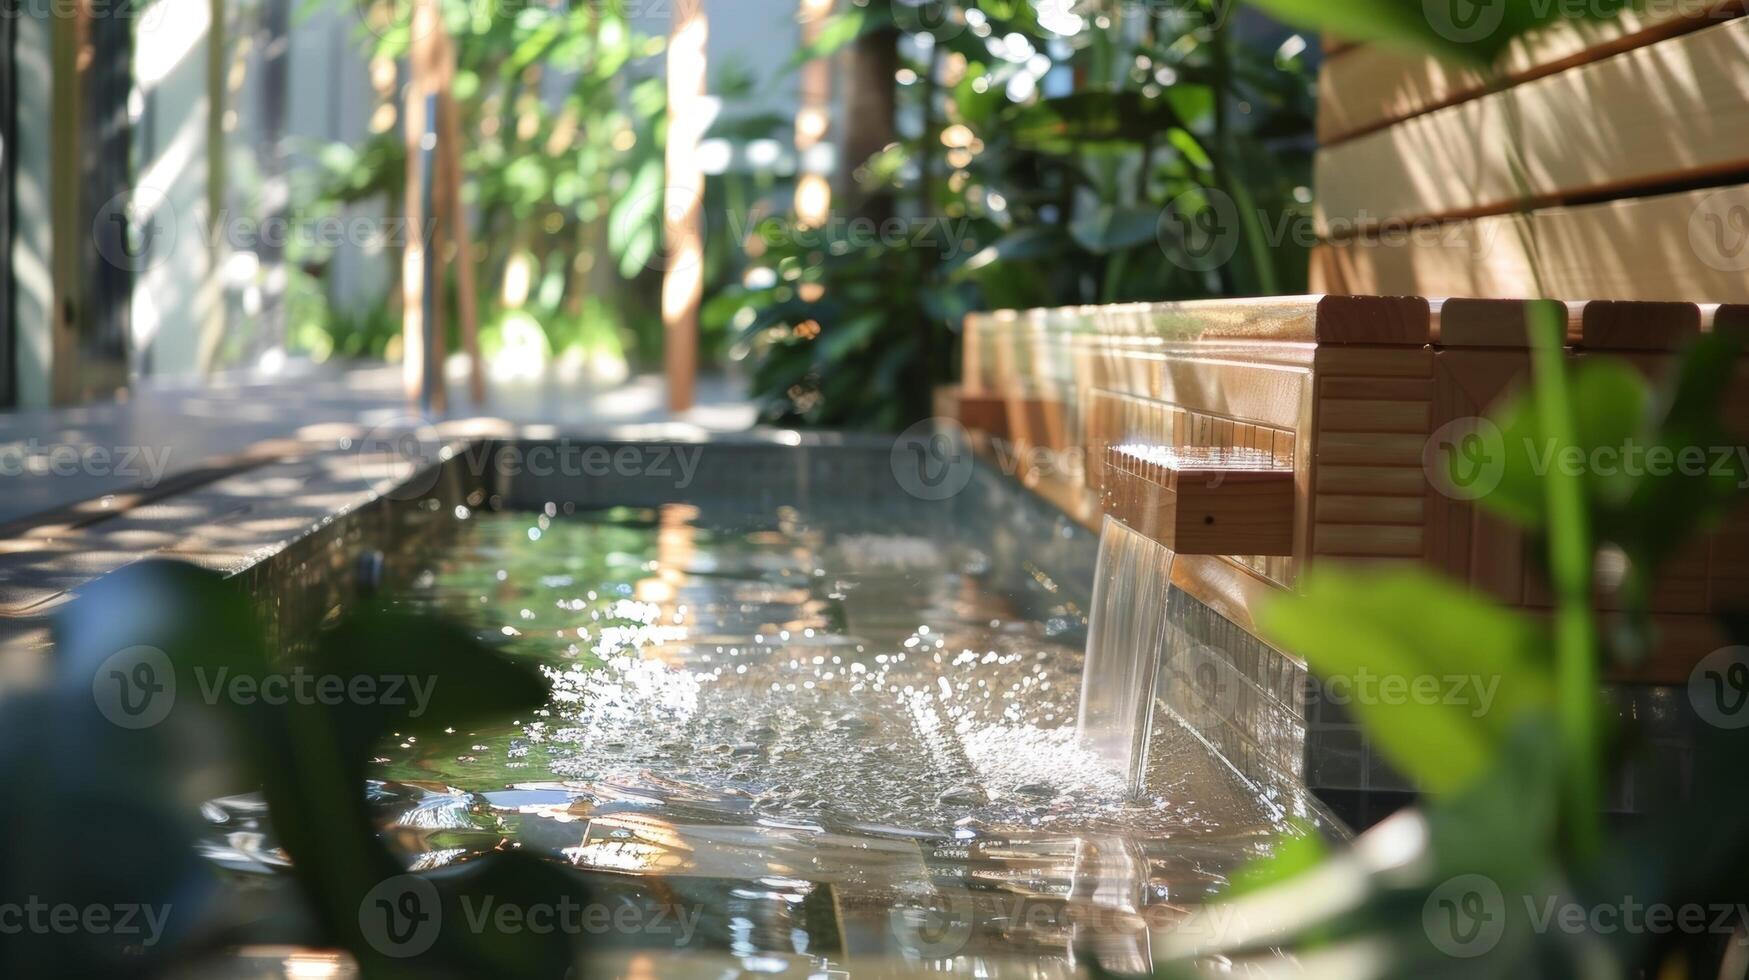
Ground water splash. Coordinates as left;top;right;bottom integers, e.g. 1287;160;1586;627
1077;516;1178;794
207;505;1285;970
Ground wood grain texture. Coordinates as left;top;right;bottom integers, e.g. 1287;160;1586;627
1312;185;1749;303
1317;1;1745;144
1314;294;1431;345
1315;18;1749;233
1434;299;1582;347
1102;446;1296;556
1580;300;1704;350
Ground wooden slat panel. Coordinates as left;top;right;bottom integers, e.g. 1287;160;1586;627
1316;18;1749;232
1315;465;1428;495
1312;184;1749;303
1315;432;1428;466
1317;1;1744;144
1313;523;1424;557
1316;493;1425;525
1317;399;1432;433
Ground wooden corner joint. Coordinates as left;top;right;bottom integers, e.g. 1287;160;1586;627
1102;445;1295;556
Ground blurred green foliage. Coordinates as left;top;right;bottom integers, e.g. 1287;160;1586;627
723;0;1317;428
291;0;755;373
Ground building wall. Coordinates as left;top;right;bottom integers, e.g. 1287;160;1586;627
11;12;55;408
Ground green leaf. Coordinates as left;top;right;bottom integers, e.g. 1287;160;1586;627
949;226;1069;277
1069;204;1161;254
1257;567;1553;796
789;4;894;66
1240;0;1634;66
1001;90;1185;153
1616;332;1749;568
1225;821;1330;898
816;311;885;363
1480;355;1651;528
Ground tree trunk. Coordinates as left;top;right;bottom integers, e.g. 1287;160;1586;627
839;25;898;224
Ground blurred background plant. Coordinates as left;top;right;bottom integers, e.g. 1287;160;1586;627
284;0;801;386
722;0;1317;428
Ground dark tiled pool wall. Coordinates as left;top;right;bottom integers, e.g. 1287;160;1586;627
241;456;477;655
1156;591;1309;808
1305;679;1700;829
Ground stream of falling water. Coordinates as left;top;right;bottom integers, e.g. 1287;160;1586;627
202;504;1284;973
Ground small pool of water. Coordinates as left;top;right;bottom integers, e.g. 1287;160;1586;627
214;504;1287;971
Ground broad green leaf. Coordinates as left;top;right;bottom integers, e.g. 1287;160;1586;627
1225;821;1331;898
816;311;885;362
1480;356;1651;528
1001;91;1187;153
1257;568;1552;796
789;4;894;66
1069;204;1161;254
1241;0;1634;66
1616;332;1749;568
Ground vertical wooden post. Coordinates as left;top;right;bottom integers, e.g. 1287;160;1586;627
794;0;833;229
401;0;439;411
402;0;476;413
435;28;484;406
662;0;708;414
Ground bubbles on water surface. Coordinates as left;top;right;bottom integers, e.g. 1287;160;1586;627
340;506;1287;968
